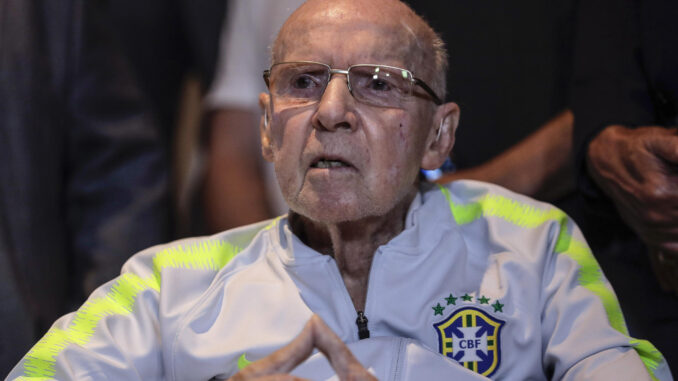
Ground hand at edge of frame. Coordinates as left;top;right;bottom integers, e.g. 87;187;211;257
587;125;678;295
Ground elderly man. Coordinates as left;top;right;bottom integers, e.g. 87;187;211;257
7;0;672;380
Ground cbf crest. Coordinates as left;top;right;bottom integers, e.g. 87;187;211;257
432;293;505;377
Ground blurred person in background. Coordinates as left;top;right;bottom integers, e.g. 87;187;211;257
0;0;171;373
572;0;678;369
102;0;224;134
203;0;298;232
101;0;226;236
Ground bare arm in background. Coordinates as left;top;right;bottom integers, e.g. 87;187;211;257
436;110;574;201
204;109;273;232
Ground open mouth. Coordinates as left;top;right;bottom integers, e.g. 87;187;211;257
310;158;352;169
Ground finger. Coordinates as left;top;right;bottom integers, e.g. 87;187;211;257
613;200;678;244
646;134;678;165
233;319;317;380
308;315;377;381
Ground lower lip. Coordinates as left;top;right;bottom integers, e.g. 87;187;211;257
307;165;356;174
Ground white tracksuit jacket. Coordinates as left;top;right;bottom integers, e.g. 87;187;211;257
7;181;672;381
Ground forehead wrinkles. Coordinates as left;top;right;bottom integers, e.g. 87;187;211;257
277;21;422;67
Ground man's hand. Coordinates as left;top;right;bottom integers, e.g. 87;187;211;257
226;315;376;381
587;125;678;295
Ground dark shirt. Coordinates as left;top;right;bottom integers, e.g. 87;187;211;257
0;0;171;373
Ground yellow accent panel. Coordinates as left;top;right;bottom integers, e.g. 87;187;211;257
630;338;663;381
20;239;243;379
438;185;567;228
263;216;283;231
151;241;240;288
22;273;151;377
237;353;253;370
555;235;629;336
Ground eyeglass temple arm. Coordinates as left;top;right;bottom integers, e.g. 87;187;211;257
413;78;443;105
263;70;271;87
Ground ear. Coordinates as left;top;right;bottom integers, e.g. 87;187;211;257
421;102;460;170
259;92;274;162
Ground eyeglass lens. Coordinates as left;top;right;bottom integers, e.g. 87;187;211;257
268;62;415;108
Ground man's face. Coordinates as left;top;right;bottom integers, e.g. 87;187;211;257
262;3;439;223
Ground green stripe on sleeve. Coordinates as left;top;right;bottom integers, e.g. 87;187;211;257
630;339;664;381
554;233;628;335
18;239;243;379
556;230;664;379
151;240;240;288
438;185;567;228
237;353;253;370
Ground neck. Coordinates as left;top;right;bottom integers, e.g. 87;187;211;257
289;188;417;311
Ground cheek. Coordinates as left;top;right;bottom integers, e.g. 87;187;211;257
273;133;303;187
392;120;424;157
393;123;427;180
398;123;407;145
269;110;315;166
269;111;313;194
372;131;420;188
270;106;315;149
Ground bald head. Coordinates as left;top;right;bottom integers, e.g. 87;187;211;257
272;0;448;99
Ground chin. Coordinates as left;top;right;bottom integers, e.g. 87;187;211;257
293;203;366;224
289;194;381;224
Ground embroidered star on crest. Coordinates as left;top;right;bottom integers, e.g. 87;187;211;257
433;303;445;315
478;295;490;304
462;293;473;302
445;293;457;305
492;300;504;313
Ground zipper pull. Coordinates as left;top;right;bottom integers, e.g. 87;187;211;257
356;311;370;340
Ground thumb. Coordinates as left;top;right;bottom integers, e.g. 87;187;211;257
648;134;678;164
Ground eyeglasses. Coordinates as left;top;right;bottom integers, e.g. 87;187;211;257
263;61;442;108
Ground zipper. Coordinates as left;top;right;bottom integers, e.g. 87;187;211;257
356;311;370;339
360;248;381;340
327;249;381;340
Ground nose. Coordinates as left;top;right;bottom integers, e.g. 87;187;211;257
311;75;357;132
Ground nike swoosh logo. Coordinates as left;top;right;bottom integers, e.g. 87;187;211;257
238;353;253;370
